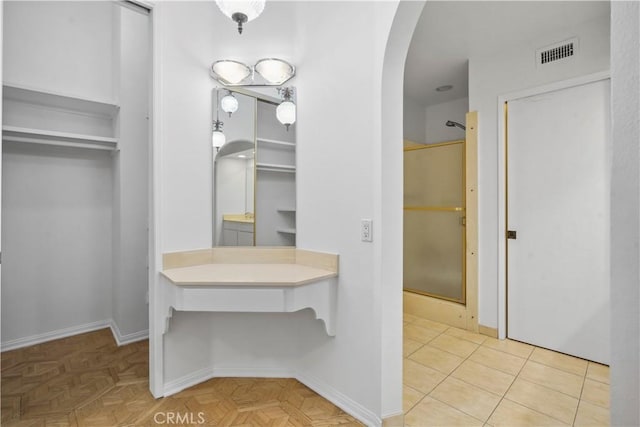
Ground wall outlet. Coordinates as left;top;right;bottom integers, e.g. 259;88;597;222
361;219;373;242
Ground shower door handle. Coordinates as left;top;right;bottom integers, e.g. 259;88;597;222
507;230;517;239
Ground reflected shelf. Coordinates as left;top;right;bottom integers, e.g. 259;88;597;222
257;137;295;148
276;228;296;235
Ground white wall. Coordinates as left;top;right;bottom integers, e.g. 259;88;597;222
3;1;114;101
156;0;302;398
112;4;150;339
293;2;395;417
403;96;426;143
1;1;116;345
468;16;610;328
1;144;113;343
425;97;468;144
154;1;405;423
1;1;150;346
381;2;426;417
610;2;640;425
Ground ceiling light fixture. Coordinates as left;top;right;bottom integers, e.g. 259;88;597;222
436;85;453;92
215;0;266;34
276;87;296;131
211;58;295;87
220;91;239;117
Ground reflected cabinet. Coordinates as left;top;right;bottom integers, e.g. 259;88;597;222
213;88;296;247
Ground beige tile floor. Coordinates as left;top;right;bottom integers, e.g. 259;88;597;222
403;313;610;427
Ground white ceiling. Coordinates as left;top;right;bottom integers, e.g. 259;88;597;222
404;1;610;107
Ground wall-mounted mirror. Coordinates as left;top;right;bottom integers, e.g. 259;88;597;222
213;87;296;247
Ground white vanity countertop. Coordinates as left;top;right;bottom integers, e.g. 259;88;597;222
160;247;339;287
223;214;254;224
161;263;337;286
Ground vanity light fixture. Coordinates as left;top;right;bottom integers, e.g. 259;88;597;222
212;91;226;150
215;0;266;34
212;120;226;149
212;60;252;85
220;91;239;117
254;58;295;86
211;58;295;87
276;87;296;131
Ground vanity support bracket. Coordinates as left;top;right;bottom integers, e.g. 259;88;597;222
160;278;337;336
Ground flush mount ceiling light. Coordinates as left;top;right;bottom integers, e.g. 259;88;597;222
211;58;295;87
220;91;239;117
436;85;453;92
215;0;266;34
276;87;296;131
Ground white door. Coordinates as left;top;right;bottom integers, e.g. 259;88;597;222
507;79;610;364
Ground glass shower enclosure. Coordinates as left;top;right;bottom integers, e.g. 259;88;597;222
403;140;466;303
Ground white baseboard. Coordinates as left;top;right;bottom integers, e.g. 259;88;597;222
162;367;380;426
163;366;217;397
1;319;149;352
212;367;295;379
0;319;112;352
163;366;295;397
293;372;382;427
382;411;404;427
109;320;149;346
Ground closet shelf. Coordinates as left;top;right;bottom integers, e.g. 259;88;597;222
256;163;296;173
3;83;119;118
277;208;296;213
257;138;295;148
2;126;118;151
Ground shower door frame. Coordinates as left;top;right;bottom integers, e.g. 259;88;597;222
404;139;467;304
403;111;479;332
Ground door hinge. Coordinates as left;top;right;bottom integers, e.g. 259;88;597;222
507;230;517;240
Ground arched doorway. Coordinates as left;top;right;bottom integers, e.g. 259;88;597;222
379;1;426;421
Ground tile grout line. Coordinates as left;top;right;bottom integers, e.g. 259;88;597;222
426;393;488;425
572;361;589;426
482;340;534;424
491;347;580;426
404;325;453;418
402;384;426;414
422;330;488;423
404;316;609;426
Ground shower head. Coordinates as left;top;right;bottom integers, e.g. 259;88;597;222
446;120;466;131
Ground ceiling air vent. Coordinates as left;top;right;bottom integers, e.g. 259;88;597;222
536;38;578;66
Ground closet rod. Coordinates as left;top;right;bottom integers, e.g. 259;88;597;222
3;135;118;151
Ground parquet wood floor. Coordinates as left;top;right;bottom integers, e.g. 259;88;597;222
1;329;362;426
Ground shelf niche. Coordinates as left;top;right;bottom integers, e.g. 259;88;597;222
2;83;119;150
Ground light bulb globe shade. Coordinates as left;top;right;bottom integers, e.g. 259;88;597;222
212;130;226;149
211;60;251;85
255;58;295;85
215;0;265;22
276;100;296;128
221;94;239;115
